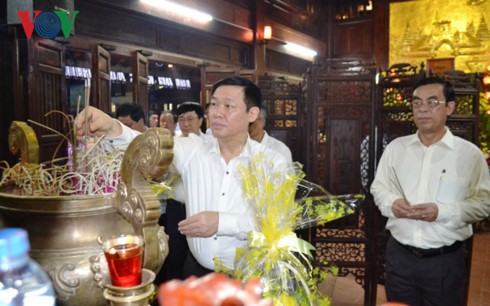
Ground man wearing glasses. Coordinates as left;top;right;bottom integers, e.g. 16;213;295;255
176;102;205;137
371;76;490;305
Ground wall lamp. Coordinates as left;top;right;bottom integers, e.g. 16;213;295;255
260;25;272;45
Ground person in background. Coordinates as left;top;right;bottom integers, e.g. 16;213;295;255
249;108;292;163
370;76;490;306
159;111;177;136
176;102;205;137
115;103;146;133
155;102;206;284
204;102;213;136
75;76;289;279
148;110;159;128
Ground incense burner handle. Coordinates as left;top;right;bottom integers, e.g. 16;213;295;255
8;121;39;164
114;128;174;273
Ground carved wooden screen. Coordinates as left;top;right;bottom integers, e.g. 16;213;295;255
302;58;378;305
28;38;66;162
372;63;422;293
373;64;480;304
91;45;111;114
258;76;302;162
132;51;149;115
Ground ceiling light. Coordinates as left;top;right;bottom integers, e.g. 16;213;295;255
140;0;213;23
284;42;317;58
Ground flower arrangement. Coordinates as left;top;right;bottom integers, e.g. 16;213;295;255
215;153;364;306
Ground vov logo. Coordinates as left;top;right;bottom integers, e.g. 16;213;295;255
17;10;79;39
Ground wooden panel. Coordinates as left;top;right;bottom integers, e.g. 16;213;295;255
0;28;16;166
81;0;253;42
259;75;302;162
265;0;323;38
328;119;361;194
333;21;374;58
28;38;66;162
76;2;157;46
200;66;257;108
200;67;240;106
187;41;238;64
92;45;111;113
132;52;149;115
372;0;390;69
266;50;310;77
76;1;253;68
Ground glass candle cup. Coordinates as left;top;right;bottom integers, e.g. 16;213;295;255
102;234;144;287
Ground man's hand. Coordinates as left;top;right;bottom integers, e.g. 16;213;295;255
75;106;122;141
392;198;412;219
407;203;438;222
178;211;219;238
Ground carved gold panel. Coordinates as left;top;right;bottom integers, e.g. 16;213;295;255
390;0;490;72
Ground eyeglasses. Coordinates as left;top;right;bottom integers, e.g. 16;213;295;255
411;98;446;109
178;116;198;124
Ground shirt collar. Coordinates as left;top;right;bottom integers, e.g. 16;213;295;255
207;135;255;158
261;131;270;144
410;126;455;149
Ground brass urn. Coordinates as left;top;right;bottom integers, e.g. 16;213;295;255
0;122;172;306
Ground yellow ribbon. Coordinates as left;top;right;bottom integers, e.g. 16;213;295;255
248;231;315;258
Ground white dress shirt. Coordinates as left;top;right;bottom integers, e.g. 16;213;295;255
370;128;490;249
260;131;293;163
172;134;288;269
104;121;141;150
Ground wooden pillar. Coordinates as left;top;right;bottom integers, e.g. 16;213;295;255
253;0;267;76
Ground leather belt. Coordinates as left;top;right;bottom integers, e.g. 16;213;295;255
394;238;464;259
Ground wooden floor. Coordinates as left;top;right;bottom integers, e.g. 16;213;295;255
330;222;490;306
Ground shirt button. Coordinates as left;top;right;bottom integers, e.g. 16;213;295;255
214;237;217;240
222;192;225;196
226;171;229;175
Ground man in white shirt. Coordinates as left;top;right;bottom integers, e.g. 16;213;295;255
176;102;206;137
370;76;490;305
148;110;159;128
116;103;147;133
249;108;293;163
76;76;288;276
159;111;177;136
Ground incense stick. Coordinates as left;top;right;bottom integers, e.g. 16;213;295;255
73;95;81;171
391;167;408;201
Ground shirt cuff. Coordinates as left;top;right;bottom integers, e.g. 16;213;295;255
436;202;451;221
104;120;140;150
217;212;248;240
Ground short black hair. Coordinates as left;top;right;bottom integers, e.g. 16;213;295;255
116;103;145;123
176;101;204;118
160;110;175;121
211;76;262;110
413;76;455;103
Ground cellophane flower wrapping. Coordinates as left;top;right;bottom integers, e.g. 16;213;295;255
149;164;181;198
215;152;364;306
